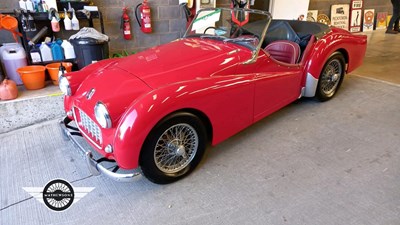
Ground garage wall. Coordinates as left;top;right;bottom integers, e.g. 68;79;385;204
309;0;392;15
92;0;187;55
0;0;394;55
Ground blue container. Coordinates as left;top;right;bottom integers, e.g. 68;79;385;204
51;41;64;61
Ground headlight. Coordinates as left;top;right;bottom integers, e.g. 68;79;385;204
94;102;112;129
59;76;71;96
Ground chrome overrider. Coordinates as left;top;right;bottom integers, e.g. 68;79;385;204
59;116;141;182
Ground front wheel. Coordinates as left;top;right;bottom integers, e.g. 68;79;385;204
315;52;345;101
140;113;207;184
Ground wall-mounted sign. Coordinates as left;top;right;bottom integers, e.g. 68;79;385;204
386;15;392;26
349;0;363;32
317;14;331;25
376;12;388;29
307;10;318;22
363;9;375;31
331;4;350;30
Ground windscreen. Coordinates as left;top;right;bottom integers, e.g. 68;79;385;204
184;8;272;50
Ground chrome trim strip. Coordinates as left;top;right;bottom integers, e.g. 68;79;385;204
303;72;319;97
60;117;141;182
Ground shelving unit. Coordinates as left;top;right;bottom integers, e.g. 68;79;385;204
14;9;104;66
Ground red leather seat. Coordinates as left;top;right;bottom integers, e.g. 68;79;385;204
264;40;301;64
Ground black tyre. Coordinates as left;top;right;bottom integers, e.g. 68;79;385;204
140;112;207;184
315;52;345;101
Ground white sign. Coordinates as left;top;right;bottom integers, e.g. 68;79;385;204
269;0;310;20
350;0;363;32
350;9;362;32
352;0;363;9
331;4;350;30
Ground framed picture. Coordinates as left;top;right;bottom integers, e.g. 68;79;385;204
363;9;375;31
376;12;388;29
386;15;392;26
331;4;350;30
307;10;318;22
349;0;363;32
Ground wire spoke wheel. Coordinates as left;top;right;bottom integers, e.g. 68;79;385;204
320;59;342;96
154;124;199;173
316;52;345;101
141;113;207;184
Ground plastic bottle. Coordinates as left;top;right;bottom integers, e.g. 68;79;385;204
42;0;48;12
51;41;64;61
19;0;27;10
64;9;72;30
71;9;79;30
58;63;66;80
51;16;60;32
32;0;39;12
26;0;34;11
20;11;28;32
27;11;36;31
61;40;75;59
0;43;27;85
39;42;53;62
30;44;42;63
37;1;43;12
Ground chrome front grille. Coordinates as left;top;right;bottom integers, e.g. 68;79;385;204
78;109;102;145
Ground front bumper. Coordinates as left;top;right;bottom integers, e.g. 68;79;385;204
59;116;141;182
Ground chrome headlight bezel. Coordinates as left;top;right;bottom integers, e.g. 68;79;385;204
59;75;71;96
94;102;112;129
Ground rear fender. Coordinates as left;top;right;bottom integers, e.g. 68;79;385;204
302;31;367;97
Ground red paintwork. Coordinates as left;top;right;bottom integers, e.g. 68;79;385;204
63;25;367;170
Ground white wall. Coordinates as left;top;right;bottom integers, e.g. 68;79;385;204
269;0;310;20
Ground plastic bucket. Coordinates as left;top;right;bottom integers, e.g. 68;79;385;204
45;62;72;85
0;14;4;29
16;65;46;90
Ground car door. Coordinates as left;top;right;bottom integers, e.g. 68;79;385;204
236;50;304;123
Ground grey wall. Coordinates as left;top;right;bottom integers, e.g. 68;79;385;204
93;0;187;55
0;0;394;55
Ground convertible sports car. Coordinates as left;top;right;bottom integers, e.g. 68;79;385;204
60;8;367;184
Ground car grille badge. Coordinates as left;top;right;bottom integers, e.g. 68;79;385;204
86;88;95;100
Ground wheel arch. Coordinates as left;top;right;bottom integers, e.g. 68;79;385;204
336;48;349;71
180;108;213;144
303;48;347;97
144;108;213;146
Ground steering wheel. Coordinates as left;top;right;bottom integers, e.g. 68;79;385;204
204;26;217;34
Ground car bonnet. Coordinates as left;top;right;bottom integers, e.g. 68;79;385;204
115;38;245;88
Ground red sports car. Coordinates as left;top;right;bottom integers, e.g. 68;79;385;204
60;8;367;184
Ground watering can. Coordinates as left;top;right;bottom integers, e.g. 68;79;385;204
0;14;23;42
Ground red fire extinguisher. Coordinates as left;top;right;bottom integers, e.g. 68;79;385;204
121;7;132;40
135;0;152;33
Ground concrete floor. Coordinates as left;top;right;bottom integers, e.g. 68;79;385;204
1;30;400;225
352;30;400;85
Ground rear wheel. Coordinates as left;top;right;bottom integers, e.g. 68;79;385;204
140;113;207;184
315;52;345;101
